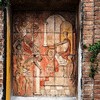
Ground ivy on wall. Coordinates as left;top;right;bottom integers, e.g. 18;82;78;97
88;41;100;79
83;41;100;79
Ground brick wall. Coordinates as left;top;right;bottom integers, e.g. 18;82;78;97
82;0;100;100
0;9;3;100
93;0;100;100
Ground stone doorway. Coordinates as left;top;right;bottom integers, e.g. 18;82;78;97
5;0;80;100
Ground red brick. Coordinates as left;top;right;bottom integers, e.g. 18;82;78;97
95;20;100;25
83;94;91;98
83;89;93;94
83;74;90;78
83;72;90;76
83;80;93;84
94;89;100;94
83;65;90;71
95;16;100;20
95;35;100;39
0;61;3;64
0;74;3;78
83;98;92;100
83;29;94;35
94;94;100;99
84;3;94;7
83;0;94;2
95;0;100;2
94;95;100;100
94;81;100;84
84;7;94;12
0;84;2;87
94;29;100;34
83;25;94;30
0;79;3;83
0;70;3;73
95;2;100;7
83;40;93;47
84;16;94;21
94;85;100;89
94;39;100;43
83;21;94;25
95;12;100;16
94;74;100;80
84;11;94;15
83;35;93;40
0;39;3;42
95;7;100;11
84;85;93;90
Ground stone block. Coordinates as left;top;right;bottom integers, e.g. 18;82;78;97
45;77;54;85
55;77;64;85
55;67;64;77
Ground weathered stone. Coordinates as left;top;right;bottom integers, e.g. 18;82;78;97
55;67;64;77
56;86;63;90
55;77;64;85
45;77;55;85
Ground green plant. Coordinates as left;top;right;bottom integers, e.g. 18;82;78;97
83;44;87;49
88;41;100;79
89;63;98;78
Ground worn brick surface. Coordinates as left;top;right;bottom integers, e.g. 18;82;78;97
82;0;100;100
0;10;3;100
82;0;94;99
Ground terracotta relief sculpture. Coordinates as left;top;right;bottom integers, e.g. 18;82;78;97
12;12;77;96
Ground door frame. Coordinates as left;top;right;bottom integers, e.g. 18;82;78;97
6;6;11;100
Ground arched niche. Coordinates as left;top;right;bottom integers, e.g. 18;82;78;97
12;12;77;97
44;15;74;54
